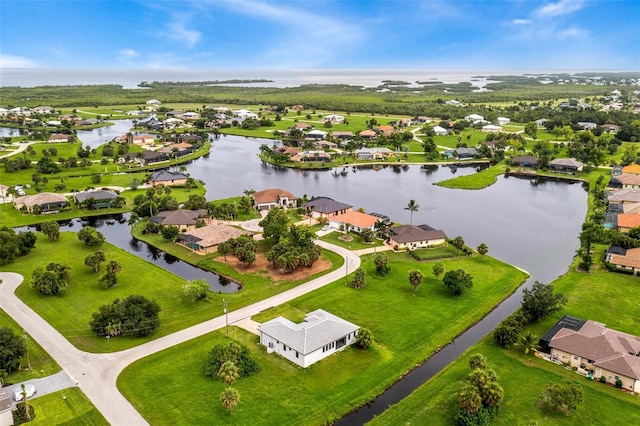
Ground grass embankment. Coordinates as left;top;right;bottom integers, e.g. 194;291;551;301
369;247;640;425
436;163;508;189
118;251;527;424
22;387;108;426
3;231;341;352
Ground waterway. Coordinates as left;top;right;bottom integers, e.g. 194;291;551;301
11;130;589;422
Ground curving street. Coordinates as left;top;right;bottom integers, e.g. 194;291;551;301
0;239;360;425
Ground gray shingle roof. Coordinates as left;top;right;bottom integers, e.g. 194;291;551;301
259;309;359;355
150;170;188;182
75;190;118;203
302;197;352;214
389;224;447;244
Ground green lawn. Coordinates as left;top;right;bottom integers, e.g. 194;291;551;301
23;387;108;426
319;230;384;250
436;163;508;189
409;245;462;260
0;308;60;384
119;251;527;424
2;232;341;352
369;247;640;425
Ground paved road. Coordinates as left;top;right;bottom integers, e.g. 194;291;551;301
0;240;360;425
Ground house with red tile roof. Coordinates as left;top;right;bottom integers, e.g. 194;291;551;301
616;213;640;233
622;164;640;175
252;188;297;211
328;211;379;232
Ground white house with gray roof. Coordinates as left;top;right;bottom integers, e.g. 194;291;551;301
259;309;360;368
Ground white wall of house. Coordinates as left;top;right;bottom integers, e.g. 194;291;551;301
593;366;640;393
390;238;446;250
260;331;358;368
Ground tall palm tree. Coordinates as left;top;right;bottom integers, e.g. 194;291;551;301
404;199;419;225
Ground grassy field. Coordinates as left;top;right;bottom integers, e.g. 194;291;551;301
118;251;527;424
370;248;640;425
2;231;341;352
22;387;108;426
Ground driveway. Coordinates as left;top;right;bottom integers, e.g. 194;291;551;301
0;239;360;425
2;371;76;409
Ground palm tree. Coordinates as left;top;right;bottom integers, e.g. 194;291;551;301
220;387;240;415
404;199;419;225
217;361;239;386
520;332;538;355
477;243;488;259
458;383;482;413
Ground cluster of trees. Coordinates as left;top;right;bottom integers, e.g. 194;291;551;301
442;269;474;295
89;295;161;338
84;251;122;289
494;281;567;348
1;155;32;172
31;262;71;295
0;227;37;264
132;186;179;218
182;279;209;303
539;379;584;414
218;235;257;266
455;354;504;426
259;208;322;273
205;341;260;416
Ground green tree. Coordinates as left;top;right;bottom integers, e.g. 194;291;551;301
458;383;483;413
77;226;105;247
258;207;290;243
182;279;209;302
89;295;161;338
524;122;538;139
0;328;27;374
351;267;366;289
469;354;487;371
432;262;445;280
161;225;179;240
539;379;583;414
409;270;423;295
373;253;390;276
442;269;473;295
205;341;260;379
360;227;374;243
356;328;373;349
493;315;524;349
521;281;567;322
220;387;240;415
477;243;488;258
519;332;538;355
404;199;420;225
31;263;70;295
218;242;230;260
40;221;60;241
451;235;465;253
217;361;239;386
84;250;106;273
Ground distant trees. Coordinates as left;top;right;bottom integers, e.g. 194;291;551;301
90;295;161;338
31;262;70;295
442;269;473;295
0;328;26;374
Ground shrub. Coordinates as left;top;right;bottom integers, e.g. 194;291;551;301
182;279;209;302
599;376;606;383
89;295;161;338
205;342;260;380
615;379;623;388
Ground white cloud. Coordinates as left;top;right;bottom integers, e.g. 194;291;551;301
118;49;138;59
0;54;37;67
512;19;532;25
167;20;201;48
559;26;588;39
534;0;584;18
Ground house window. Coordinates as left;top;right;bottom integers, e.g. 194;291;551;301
296;352;299;358
268;342;273;349
615;376;619;380
573;356;579;361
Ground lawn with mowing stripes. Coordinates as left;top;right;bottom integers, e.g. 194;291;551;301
118;251;526;424
24;387;108;426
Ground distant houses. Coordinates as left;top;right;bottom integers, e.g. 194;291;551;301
354;147;394;160
14;193;68;214
75;190;119;209
252;188;298;211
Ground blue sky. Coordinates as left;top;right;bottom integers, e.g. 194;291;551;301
1;0;638;70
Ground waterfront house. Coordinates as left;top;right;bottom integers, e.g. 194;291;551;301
456;147;477;159
290;151;331;163
75;190;118;209
607;189;640;213
387;224;447;250
512;155;539;168
14;192;68;213
131;135;155;146
259;309;359;368
616;213;640;233
548;158;584;173
608;173;640;190
252;188;298;211
151;209;208;231
328;211;379;232
354;147;394;160
540;316;640;393
149;170;189;187
177;223;250;254
302;197;352;219
48;133;69;143
139;151;169;165
605;246;640;274
160;142;194;158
